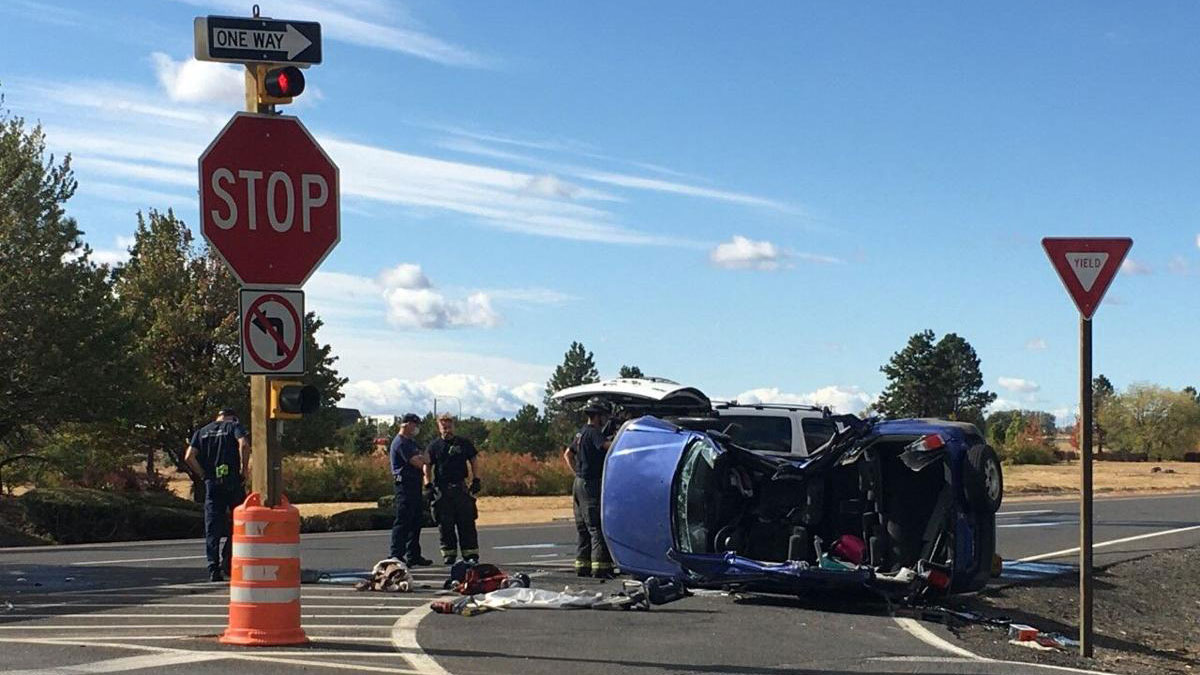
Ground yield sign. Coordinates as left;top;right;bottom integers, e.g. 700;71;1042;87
1042;237;1132;319
239;288;305;375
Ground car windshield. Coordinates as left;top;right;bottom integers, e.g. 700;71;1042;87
672;436;719;553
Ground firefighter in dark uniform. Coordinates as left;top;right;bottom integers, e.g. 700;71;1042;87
184;408;249;582
424;413;481;565
563;397;615;579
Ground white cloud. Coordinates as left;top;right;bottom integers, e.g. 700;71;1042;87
1195;234;1200;250
1025;338;1047;351
987;398;1022;413
486;288;576;304
342;374;542;418
1120;258;1152;276
524;174;583;199
379;264;431;290
368;263;496;329
151;53;244;105
998;377;1040;393
710;236;787;270
728;385;873;415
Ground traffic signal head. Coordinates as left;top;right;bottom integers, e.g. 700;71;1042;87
255;65;306;105
270;380;320;419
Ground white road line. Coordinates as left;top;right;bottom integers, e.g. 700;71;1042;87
0;636;420;674
997;521;1073;529
1017;524;1200;562
492;543;559;550
16;602;423;609
71;555;205;566
391;604;450;675
996;509;1053;517
7;613;406;621
871;655;1114;674
0;624;397;630
4;651;226;674
226;653;419;674
891;617;984;660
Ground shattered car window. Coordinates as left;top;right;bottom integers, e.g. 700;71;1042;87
673;437;719;553
716;415;791;453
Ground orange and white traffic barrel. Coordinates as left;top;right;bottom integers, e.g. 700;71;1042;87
221;492;308;646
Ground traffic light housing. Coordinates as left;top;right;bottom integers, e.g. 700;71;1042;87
270;380;320;419
255;65;306;106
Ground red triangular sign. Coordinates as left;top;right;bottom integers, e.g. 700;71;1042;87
1042;237;1132;319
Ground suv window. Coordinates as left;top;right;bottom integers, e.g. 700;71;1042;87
801;418;837;452
716;415;792;453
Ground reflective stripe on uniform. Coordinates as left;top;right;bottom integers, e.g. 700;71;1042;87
229;586;301;604
460;549;478;556
232;542;299;559
591;561;614;570
574;559;590;568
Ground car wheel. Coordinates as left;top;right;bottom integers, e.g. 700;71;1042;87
964;444;1003;512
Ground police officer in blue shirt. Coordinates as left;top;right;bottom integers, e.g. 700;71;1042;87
185;408;249;582
389;413;433;566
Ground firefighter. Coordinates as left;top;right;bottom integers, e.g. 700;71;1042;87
390;413;432;566
184;408;249;582
563;397;615;579
425;413;481;565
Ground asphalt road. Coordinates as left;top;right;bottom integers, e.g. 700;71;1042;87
1;491;1196;675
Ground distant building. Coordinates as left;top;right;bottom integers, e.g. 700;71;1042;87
335;407;363;427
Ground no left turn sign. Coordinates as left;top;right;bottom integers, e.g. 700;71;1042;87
239;288;305;375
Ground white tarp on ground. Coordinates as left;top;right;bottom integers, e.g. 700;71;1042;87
476;587;605;609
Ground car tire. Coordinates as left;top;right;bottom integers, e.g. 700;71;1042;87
964;444;1003;513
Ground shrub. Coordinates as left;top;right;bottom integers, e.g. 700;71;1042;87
282;453;394;503
14;488;202;544
477;453;572;496
1001;440;1057;465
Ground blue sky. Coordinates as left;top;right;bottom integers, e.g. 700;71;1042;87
2;1;1196;421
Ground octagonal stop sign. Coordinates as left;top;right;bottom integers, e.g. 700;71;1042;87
200;113;339;286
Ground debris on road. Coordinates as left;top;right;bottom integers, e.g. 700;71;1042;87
443;561;530;595
354;558;413;593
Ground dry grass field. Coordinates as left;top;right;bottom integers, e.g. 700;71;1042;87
1005;460;1200;497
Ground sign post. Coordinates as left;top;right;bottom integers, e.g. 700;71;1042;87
197;11;335;507
1042;236;1132;657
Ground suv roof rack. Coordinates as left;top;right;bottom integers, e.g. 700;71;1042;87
715;401;827;413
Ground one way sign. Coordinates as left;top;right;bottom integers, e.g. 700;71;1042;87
195;16;322;65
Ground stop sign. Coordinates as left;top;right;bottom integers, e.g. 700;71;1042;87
199;113;339;286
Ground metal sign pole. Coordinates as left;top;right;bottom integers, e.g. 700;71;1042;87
243;61;281;507
1079;314;1094;657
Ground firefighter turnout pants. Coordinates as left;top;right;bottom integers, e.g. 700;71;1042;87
573;476;612;576
432;484;478;562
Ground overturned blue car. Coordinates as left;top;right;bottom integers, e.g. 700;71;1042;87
579;384;1002;598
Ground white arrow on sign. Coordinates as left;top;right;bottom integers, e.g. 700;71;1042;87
217;23;312;59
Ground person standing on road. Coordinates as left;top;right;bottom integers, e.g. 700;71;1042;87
424;413;481;565
390;413;433;566
563;397;615;579
184;408;249;582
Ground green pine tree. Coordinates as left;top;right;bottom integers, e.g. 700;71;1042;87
875;330;995;425
543;341;599;444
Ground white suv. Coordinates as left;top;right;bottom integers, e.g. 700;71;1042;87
551;379;841;457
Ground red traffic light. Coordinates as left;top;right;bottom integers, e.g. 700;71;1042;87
264;66;305;99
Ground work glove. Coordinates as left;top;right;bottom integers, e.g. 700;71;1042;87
469;478;481;495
